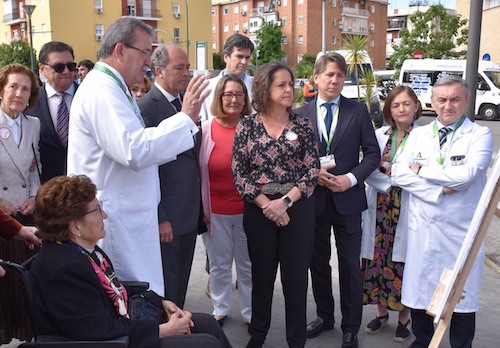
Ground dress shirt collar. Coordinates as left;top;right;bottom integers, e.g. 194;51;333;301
316;95;341;107
45;80;75;99
153;81;179;102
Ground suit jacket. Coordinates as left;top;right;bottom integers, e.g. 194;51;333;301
29;82;78;182
138;85;202;236
0;112;41;206
295;96;380;216
0;208;22;241
31;241;159;348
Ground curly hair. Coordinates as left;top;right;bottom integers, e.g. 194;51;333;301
0;63;40;110
211;74;252;117
252;61;295;114
382;85;422;127
34;175;97;241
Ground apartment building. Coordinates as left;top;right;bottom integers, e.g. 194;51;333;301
211;0;388;69
1;0;212;69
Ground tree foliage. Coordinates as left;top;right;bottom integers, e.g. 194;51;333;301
343;34;369;102
388;4;468;71
293;54;316;79
252;21;286;66
212;52;225;70
0;40;37;73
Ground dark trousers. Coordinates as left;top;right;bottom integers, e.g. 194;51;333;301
160;313;232;348
244;196;315;348
161;230;197;309
410;309;475;348
310;195;363;334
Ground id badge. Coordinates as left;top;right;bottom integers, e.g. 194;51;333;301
320;154;336;167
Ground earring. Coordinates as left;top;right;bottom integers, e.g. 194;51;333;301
78;233;82;237
27;103;29;107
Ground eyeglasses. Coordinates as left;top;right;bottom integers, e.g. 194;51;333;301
44;62;77;73
124;44;153;58
222;92;245;101
85;202;103;216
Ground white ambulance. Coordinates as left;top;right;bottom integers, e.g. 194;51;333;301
399;59;500;120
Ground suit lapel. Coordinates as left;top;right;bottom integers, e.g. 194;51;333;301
152;86;176;118
38;86;62;146
330;96;354;152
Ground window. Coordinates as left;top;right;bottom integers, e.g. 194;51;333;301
41;23;46;35
212;8;215;16
223;6;228;15
172;2;180;15
370;39;375;48
94;0;102;8
331;0;336;7
234;23;239;32
331;36;336;44
297;54;304;62
298;35;304;44
281;17;287;26
242;3;248;11
212;25;216;33
283;0;288;5
212;41;216;50
298;0;303;4
369;5;375;13
282;35;288;44
331;17;336;26
173;27;180;41
224;24;229;32
234;5;239;13
298;16;304;25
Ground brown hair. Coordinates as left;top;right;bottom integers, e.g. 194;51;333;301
382;85;421;127
211;74;252;117
314;52;347;76
0;63;40;110
252;61;295;114
34;175;97;241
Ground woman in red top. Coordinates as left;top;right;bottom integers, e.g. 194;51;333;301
199;75;253;326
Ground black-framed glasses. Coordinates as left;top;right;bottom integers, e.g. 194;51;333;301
85;202;103;216
222;92;245;101
124;44;153;58
44;62;77;73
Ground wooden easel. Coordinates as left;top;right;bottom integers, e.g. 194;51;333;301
427;155;500;348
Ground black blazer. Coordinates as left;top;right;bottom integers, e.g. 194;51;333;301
28;82;78;182
294;96;380;216
31;241;159;348
138;85;202;236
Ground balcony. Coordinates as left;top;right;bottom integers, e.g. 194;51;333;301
122;6;162;20
342;7;369;17
3;9;24;24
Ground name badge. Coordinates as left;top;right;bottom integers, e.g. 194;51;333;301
320;154;336;167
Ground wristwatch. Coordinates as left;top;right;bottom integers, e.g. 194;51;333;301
281;195;293;208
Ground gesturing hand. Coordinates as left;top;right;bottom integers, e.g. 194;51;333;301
181;75;211;124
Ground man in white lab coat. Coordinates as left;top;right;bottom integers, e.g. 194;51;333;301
67;17;209;296
392;75;493;348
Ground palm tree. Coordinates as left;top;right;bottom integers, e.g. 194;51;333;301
342;34;370;102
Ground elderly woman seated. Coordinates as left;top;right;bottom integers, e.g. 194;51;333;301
31;175;232;348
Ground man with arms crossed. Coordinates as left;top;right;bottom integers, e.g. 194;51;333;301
67;18;209;296
295;52;380;348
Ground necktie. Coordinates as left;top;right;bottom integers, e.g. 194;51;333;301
56;92;69;147
171;98;182;112
321;102;334;149
439;127;452;148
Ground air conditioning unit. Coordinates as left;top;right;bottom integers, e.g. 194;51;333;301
243;28;248;32
370;23;375;32
174;13;181;18
276;20;282;26
234;30;239;34
241;11;246;16
96;7;103;14
277;0;281;5
96;34;102;41
20;22;26;29
174;37;180;42
360;0;365;4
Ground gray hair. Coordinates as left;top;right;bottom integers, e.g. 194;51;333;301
222;34;254;56
432;74;471;98
98;17;154;59
151;44;177;71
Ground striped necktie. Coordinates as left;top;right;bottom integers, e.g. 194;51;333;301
439;127;452;148
56;92;69;147
171;97;182;112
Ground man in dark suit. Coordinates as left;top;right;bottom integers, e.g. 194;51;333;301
138;44;202;308
295;52;380;348
29;41;78;183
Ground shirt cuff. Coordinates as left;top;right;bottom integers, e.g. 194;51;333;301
346;172;357;188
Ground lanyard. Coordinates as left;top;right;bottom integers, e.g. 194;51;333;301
432;115;466;165
389;126;411;163
93;63;145;127
316;99;340;154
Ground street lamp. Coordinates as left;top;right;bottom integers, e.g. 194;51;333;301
155;29;175;43
184;0;190;59
22;4;36;72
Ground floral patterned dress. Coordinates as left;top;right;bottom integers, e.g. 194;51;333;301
361;126;410;311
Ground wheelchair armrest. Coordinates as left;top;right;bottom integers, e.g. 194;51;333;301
121;281;149;297
36;334;129;347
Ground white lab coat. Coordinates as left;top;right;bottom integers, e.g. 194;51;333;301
391;117;492;312
67;63;199;296
360;124;417;262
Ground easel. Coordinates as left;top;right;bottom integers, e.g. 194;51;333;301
427;155;500;348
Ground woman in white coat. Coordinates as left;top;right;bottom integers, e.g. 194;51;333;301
361;86;421;342
200;75;253;326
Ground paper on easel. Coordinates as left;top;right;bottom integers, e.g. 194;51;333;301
427;268;452;317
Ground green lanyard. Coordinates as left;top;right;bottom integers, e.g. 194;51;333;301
316;99;340;154
93;63;145;127
389;126;411;163
432;115;466;165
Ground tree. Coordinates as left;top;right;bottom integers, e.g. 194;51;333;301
0;40;37;73
343;34;369;102
212;52;225;70
388;4;468;73
293;53;316;79
252;21;286;66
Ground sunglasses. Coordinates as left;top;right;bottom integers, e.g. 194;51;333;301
45;62;77;73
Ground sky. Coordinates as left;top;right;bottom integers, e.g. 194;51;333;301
388;0;456;10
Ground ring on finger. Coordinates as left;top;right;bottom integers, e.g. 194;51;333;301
269;215;274;219
279;222;284;227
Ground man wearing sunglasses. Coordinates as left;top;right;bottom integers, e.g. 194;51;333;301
30;41;78;183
